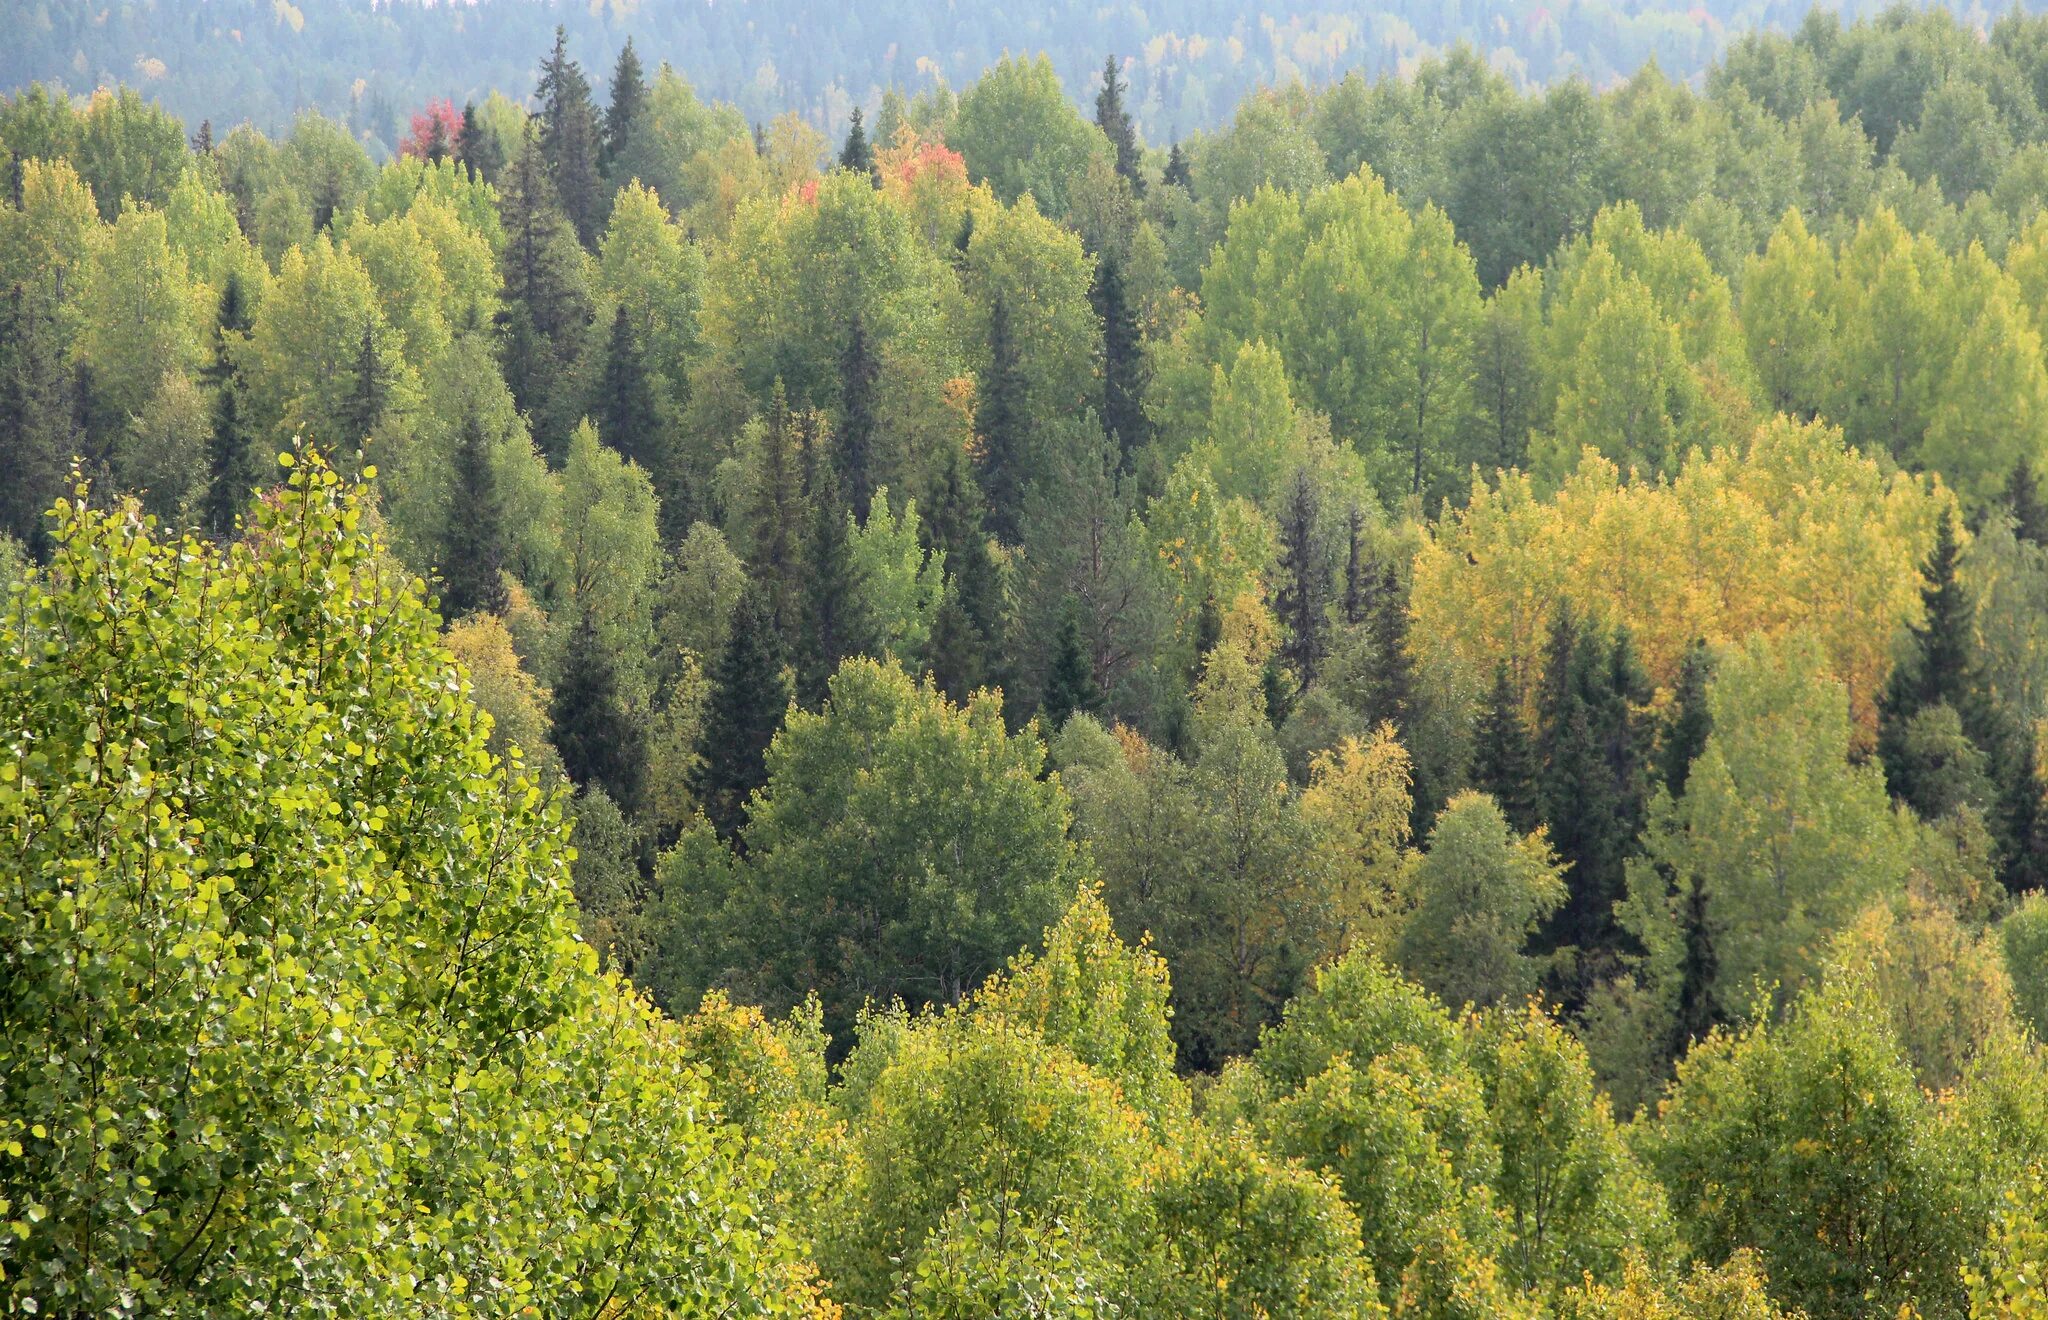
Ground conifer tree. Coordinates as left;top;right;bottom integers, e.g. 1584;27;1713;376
191;119;214;156
1342;507;1368;625
595;305;662;474
602;37;647;177
200;276;258;541
750;383;805;642
1040;601;1102;729
1162;142;1192;192
1472;661;1541;834
1093;249;1147;466
837;311;880;515
976;295;1031;543
1275;466;1328;686
456;101;504;182
2009;458;2048;548
336;322;391;459
1878;509;1993;810
1094;55;1144;194
497;132;590;461
535;26;606;246
799;466;867;706
924;445;1001;703
1660;640;1715;798
1671;875;1723;1057
439;415;509;620
0;287;74;557
1360;561;1413;735
694;587;789;840
839;107;875;179
551;609;647;816
1997;735;2048;895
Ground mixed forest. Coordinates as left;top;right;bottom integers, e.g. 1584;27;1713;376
11;5;2048;1316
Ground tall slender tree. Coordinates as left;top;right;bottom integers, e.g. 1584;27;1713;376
1472;661;1541;834
0;286;74;557
439;415;509;620
1660;640;1715;798
535;26;606;246
1162;142;1192;192
976;295;1031;542
750;383;805;643
1878;509;1994;811
497;131;590;461
1094;55;1144;194
1274;466;1328;687
1997;735;2048;895
595;305;661;471
200;275;258;540
839;106;876;179
552;609;647;816
2009;458;2048;548
602;37;647;177
335;322;392;459
1040;600;1102;729
456;101;505;182
799;465;867;706
924;445;1001;702
837;311;880;514
1093;249;1147;466
694;588;790;841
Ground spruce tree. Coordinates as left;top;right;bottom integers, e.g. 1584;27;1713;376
1162;142;1192;192
1671;875;1723;1058
1093;249;1147;466
336;322;390;459
497;132;590;462
976;295;1031;543
192;119;214;156
535;26;606;247
1040;601;1102;729
751;383;805;643
456;101;504;182
602;37;647;177
551;610;647;816
0;286;74;557
1094;55;1144;194
1998;736;2048;894
200;276;258;541
1472;661;1541;834
1879;509;1993;809
2009;458;2048;548
595;305;662;473
1660;639;1715;798
923;445;1001;703
694;588;790;840
1361;561;1413;734
1342;506;1368;625
799;466;867;706
439;415;509;620
1274;466;1328;687
837;311;880;515
839;106;876;179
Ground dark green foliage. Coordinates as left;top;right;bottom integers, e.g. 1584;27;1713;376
1039;600;1102;729
1092;248;1147;466
1095;55;1143;194
799;465;867;706
1342;507;1367;626
838;106;875;178
1162;142;1192;192
836;311;879;515
335;322;391;457
975;294;1030;543
1997;736;2048;895
1879;510;1995;816
439;415;509;620
1275;466;1328;687
923;445;1002;704
602;37;647;176
551;609;647;815
1671;875;1723;1058
496;133;591;461
750;384;806;643
595;304;663;473
456;100;504;182
1472;661;1540;834
0;287;77;557
693;588;789;840
1660;640;1715;798
535;25;606;246
201;275;258;540
2009;459;2048;548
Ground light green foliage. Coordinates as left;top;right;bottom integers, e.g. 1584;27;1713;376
0;455;827;1315
1636;972;1973;1320
2005;892;2048;1039
951;54;1111;218
1394;791;1566;1011
597;181;704;408
0;158;101;301
72;86;187;219
114;368;211;523
847;488;946;666
559;418;661;671
73;202;211;422
362;155;503;249
1965;1167;2048;1318
243;234;416;453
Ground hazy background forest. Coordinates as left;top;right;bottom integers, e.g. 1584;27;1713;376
3;0;2035;148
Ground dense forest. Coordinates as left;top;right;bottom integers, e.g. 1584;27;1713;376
0;0;2020;147
11;4;2048;1316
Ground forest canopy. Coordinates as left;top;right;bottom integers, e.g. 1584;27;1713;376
8;5;2048;1317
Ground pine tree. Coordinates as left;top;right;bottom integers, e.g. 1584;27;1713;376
0;286;74;557
497;132;590;461
439;415;509;620
336;322;391;459
602;37;647;177
1660;640;1715;798
2009;458;2048;548
799;465;867;706
535;25;606;247
456;101;504;182
1094;55;1144;194
837;311;880;514
551;609;647;816
694;588;790;840
1040;601;1102;729
1997;734;2048;895
976;295;1031;543
1275;466;1328;687
200;276;258;540
1162;142;1192;193
1093;249;1147;466
839;106;875;179
924;445;1001;703
595;305;661;472
1472;661;1541;833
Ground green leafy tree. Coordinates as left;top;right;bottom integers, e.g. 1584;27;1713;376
1395;792;1567;1011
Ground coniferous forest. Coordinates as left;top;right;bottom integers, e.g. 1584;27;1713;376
12;7;2048;1317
